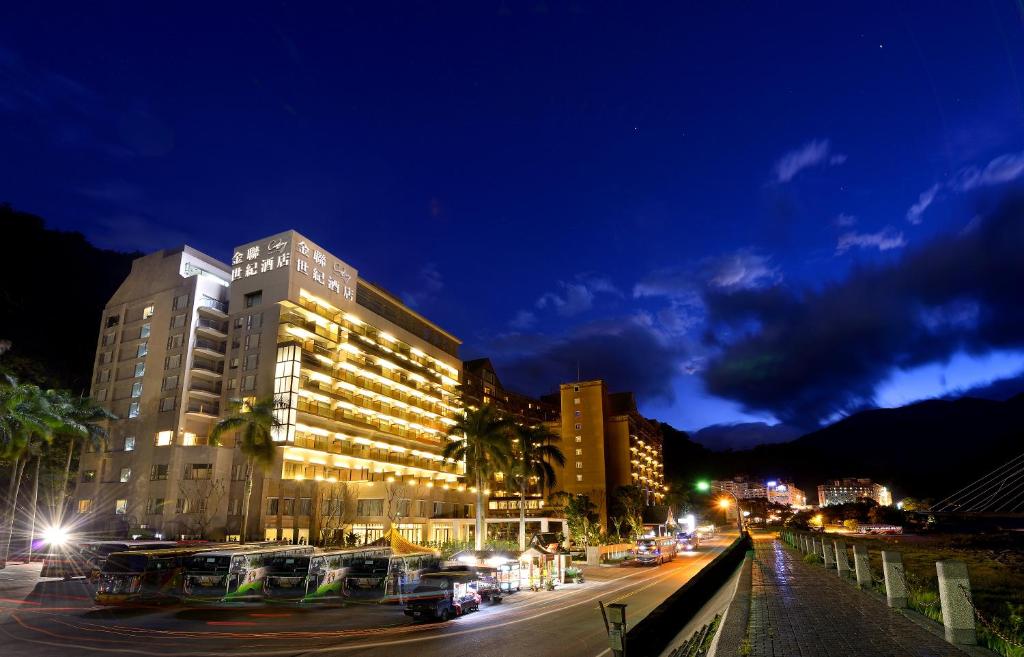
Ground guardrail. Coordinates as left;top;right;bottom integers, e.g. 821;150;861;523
624;533;752;657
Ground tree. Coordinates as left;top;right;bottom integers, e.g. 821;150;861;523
612;485;646;540
443;405;513;550
210;397;282;544
316;481;359;546
0;377;60;567
46;391;115;525
551;491;599;548
177;476;228;539
511;424;565;550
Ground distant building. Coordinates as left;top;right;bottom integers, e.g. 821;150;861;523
711;477;767;501
461;358;558;425
817;478;892;507
766;480;807;508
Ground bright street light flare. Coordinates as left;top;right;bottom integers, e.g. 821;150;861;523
42;525;69;547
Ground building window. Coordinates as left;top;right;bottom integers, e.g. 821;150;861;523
167;334;184;349
574;397;580;404
82;469;96;482
165;354;181;370
244;290;262;307
77;499;93;513
114;499;128;515
266;498;279;515
131;381;143;398
575;436;582;443
128;401;140;418
182;432;198;446
573;385;580;392
574;410;581;417
576;474;583;482
98;369;110;383
106;315;120;328
575;448;583;456
242;375;256;391
145;498;165;515
99;351;112;364
142;304;155;319
245;333;261;349
119;467;131;483
169;314;185;329
134;362;146;378
140;323;151;339
227;378;237;390
231;464;249;481
95;388;107;402
173;293;189;311
298;498;312;517
357;499;384;516
230;357;239;369
102;333;115;346
160;397;176;412
574;423;582;430
150;464;168;480
155;430;173;446
248;313;263;329
575;461;583;469
162;375;178;390
137;342;148;358
124;435;136;451
227;499;242;516
244;354;258;370
184;463;213;480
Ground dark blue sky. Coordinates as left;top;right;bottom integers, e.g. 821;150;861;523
4;2;1024;442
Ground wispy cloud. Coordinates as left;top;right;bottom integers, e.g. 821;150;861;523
950;150;1024;192
906;184;940;225
834;213;858;228
402;263;444;308
835;226;906;254
508;310;537;331
773;139;846;183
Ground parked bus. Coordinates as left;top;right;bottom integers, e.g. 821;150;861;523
635;536;677;565
346;550;441;595
260;547;384;603
183;544;315;602
95;545;232;605
675;531;697;553
42;540;176;580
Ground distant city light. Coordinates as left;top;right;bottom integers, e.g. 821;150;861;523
767;480;777;488
696;481;710;492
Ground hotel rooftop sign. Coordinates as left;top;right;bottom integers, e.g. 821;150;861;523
229;230;359;308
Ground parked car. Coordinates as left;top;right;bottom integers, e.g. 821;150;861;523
404;572;481;621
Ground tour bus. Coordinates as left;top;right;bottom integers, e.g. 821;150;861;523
346;549;441;596
42;540;176;580
635;535;677;565
675;531;698;553
261;547;387;603
182;544;315;603
95;545;234;605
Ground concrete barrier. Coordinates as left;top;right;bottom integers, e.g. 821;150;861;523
834;539;851;578
881;550;907;608
822;540;835;567
936;560;976;646
852;543;871;588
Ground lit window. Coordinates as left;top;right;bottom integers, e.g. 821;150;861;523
575;448;582;456
182;432;197;446
140;323;151;339
574;423;582;430
119;468;131;483
575;461;583;469
134;362;146;377
574;398;580;404
155;430;173;446
142;304;155;319
576;475;583;482
77;499;92;513
137;342;148;358
131;381;143;398
81;470;96;482
114;499;128;515
124;435;135;451
128;402;140;418
575;436;582;443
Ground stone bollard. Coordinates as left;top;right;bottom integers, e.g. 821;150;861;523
853;543;872;588
936;560;977;646
822;540;835;567
815;536;825;559
882;551;908;608
834;540;851;578
798;534;806;552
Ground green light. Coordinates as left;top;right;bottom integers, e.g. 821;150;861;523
696;481;710;492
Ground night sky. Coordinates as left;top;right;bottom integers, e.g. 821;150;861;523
4;2;1024;446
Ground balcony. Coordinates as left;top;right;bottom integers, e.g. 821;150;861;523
193;338;226;359
197;297;228;318
195;318;228;339
186;401;220;418
188;380;222;399
190;358;224;379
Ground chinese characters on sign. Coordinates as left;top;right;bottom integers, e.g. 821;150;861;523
230;237;355;301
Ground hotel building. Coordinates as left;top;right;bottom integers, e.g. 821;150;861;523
817;478;893;507
78;231;476;544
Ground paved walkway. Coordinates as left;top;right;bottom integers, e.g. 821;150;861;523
749;539;967;657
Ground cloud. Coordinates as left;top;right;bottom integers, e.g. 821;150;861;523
951;150;1024;192
834;213;857;227
508;310;536;331
705;250;782;290
773;139;846;183
701;191;1024;426
495;317;686;402
531;274;622;319
835;226;907;254
402;262;444;308
906;184;940;224
691;422;803;451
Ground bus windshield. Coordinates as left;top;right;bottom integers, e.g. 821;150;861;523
267;555;311;574
185;555;232;572
103;554;150;573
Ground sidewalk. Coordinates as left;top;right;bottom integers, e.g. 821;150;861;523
748;539;968;657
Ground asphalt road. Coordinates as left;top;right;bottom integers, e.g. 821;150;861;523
0;535;732;657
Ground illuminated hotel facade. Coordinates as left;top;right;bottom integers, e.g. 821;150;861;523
78;230;476;544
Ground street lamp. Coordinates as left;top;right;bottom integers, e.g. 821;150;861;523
696;480;745;533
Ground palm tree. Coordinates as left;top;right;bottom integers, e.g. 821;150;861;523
46;391;115;525
210;397;282;544
0;378;59;567
511;424;565;550
444;405;513;551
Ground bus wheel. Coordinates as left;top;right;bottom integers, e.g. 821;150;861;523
439;609;451;622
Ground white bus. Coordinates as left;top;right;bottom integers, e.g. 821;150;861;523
183;544;315;602
635;536;677;565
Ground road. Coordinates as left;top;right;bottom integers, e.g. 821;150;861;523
0;535;732;657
